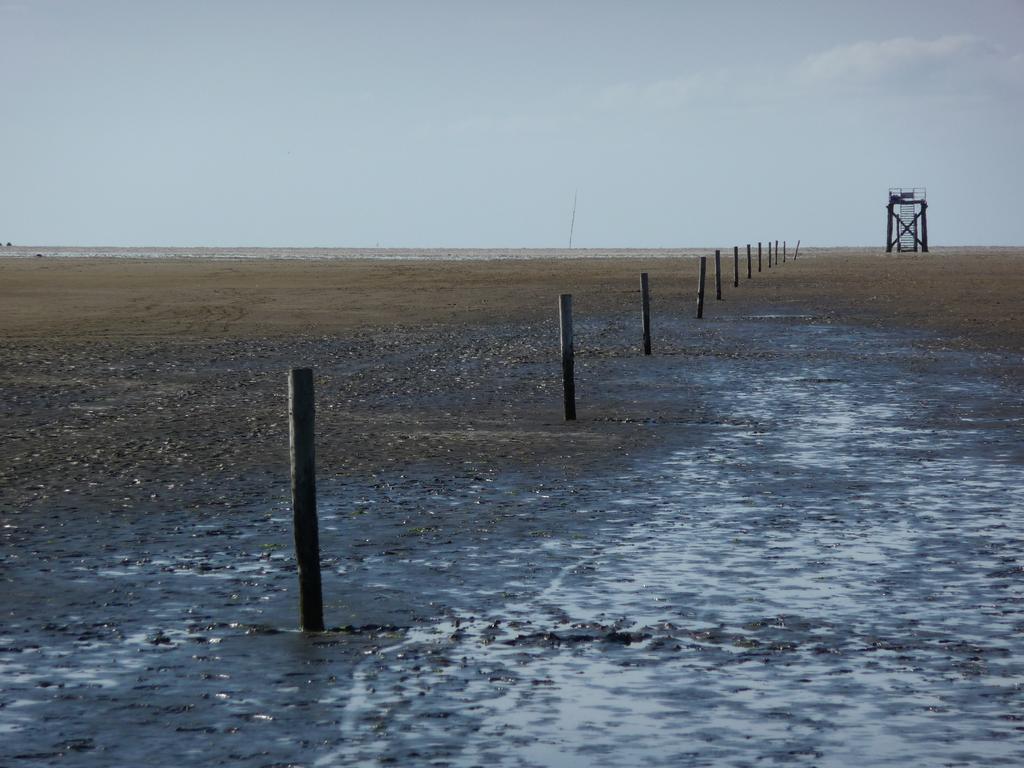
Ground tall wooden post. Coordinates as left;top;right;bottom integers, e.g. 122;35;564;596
640;273;652;356
289;368;324;632
715;250;722;300
746;244;752;279
768;241;772;269
559;294;576;421
733;246;739;288
696;256;706;319
783;240;787;262
758;242;762;272
794;239;800;260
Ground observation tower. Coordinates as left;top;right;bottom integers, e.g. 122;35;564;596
886;187;928;253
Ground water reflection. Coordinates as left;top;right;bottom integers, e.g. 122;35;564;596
333;322;1024;766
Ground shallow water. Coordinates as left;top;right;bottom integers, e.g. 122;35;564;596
330;320;1024;766
2;316;1022;766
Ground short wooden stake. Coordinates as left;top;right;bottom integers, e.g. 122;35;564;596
696;256;706;319
288;367;324;633
640;273;652;356
559;294;576;420
758;242;762;273
715;249;722;300
733;246;739;288
746;244;752;279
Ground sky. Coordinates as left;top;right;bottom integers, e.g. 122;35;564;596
2;0;1022;248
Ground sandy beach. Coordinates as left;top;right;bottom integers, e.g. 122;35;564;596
2;247;1022;499
6;0;1023;761
2;247;1023;346
2;247;1023;765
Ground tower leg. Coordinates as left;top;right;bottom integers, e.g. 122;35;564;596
920;201;928;252
886;202;894;253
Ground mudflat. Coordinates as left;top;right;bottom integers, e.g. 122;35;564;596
1;247;1022;503
1;247;1023;346
2;248;1024;764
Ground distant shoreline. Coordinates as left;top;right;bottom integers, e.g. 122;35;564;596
0;246;705;261
2;244;1021;261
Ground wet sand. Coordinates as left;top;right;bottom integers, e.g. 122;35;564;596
2;247;1023;347
2;248;1023;764
2;247;1022;504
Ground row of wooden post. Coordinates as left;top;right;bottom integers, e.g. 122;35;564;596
561;239;798;420
288;239;800;630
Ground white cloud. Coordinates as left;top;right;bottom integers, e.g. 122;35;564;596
799;35;991;83
1000;52;1024;85
597;73;708;112
420;111;571;138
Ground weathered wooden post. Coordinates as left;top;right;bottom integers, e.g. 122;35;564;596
794;239;800;260
733;246;739;288
746;244;752;279
768;241;772;269
783;240;787;263
640;273;652;356
288;367;324;632
715;250;722;300
559;294;576;420
775;240;779;265
696;256;706;319
758;242;762;273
